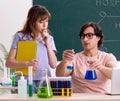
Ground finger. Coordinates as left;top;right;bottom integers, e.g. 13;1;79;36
92;63;101;70
65;50;75;53
63;53;74;60
64;51;74;57
33;59;39;62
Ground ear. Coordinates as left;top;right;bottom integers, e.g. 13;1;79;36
97;36;100;42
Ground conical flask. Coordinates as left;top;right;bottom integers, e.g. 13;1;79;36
85;69;97;80
85;57;97;80
37;69;53;98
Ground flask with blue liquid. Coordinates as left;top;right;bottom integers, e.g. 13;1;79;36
67;61;74;70
85;58;97;80
85;69;97;80
66;49;74;70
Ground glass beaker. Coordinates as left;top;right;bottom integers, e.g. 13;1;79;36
85;69;97;80
85;57;97;80
37;69;53;98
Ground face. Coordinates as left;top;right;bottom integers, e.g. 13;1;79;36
34;17;48;33
81;26;100;51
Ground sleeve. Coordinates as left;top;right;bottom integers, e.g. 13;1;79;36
10;34;20;49
105;53;117;66
49;36;57;54
11;33;25;49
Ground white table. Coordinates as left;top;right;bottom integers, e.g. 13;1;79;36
0;93;120;101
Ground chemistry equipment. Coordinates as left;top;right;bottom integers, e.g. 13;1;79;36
37;69;53;98
85;57;97;80
28;66;33;97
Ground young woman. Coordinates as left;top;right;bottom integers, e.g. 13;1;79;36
6;5;57;93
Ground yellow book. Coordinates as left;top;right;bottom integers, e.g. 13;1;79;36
16;41;37;75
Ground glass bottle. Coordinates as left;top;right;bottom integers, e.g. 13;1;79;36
37;69;53;98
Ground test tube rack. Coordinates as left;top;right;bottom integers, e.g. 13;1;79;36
49;77;72;97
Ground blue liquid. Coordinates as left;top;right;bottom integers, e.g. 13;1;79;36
2;83;12;87
67;66;73;70
85;70;97;80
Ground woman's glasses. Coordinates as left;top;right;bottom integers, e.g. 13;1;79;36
81;33;96;39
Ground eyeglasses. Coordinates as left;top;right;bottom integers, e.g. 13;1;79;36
81;33;96;39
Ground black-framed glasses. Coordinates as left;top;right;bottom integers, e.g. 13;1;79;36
81;33;96;39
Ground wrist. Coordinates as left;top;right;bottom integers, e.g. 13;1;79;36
62;60;68;64
97;65;104;70
24;61;29;67
45;42;50;48
46;44;52;51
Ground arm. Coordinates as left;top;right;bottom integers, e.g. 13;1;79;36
6;48;38;70
41;30;57;68
46;43;57;69
56;61;72;76
98;62;117;79
56;50;75;76
90;54;117;79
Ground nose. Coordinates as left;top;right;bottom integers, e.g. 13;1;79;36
43;22;46;27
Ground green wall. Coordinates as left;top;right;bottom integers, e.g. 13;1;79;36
34;0;120;60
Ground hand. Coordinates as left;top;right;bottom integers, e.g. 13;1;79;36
28;59;39;71
88;59;102;70
62;49;75;62
41;29;49;45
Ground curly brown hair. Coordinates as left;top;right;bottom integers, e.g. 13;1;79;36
79;22;104;48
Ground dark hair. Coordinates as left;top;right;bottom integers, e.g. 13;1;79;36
79;22;104;47
17;5;51;38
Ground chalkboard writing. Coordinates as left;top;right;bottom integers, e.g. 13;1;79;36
34;0;120;60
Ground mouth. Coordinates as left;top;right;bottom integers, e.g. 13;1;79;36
84;43;89;46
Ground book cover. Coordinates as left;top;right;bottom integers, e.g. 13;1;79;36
16;41;37;75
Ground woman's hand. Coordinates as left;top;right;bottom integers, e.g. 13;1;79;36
41;29;49;45
27;59;39;71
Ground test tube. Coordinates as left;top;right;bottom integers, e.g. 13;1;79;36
28;66;33;97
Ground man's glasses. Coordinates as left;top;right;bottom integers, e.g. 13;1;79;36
81;33;96;39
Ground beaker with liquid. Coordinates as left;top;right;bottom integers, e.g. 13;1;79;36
37;69;53;98
85;58;97;80
85;69;97;80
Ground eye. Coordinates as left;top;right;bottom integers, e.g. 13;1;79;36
39;20;43;23
87;33;92;38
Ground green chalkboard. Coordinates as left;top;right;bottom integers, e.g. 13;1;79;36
34;0;120;60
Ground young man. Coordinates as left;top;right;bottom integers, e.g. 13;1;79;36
56;22;117;93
